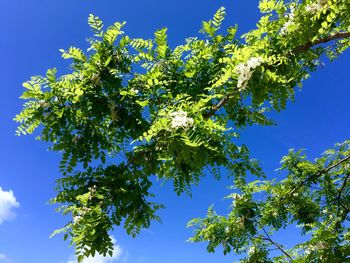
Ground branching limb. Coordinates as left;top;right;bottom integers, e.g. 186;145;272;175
287;155;350;197
336;172;350;215
204;32;350;119
260;226;293;260
294;32;350;53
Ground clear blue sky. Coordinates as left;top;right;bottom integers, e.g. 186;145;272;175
1;1;349;262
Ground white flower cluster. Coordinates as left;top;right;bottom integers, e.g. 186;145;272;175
305;248;311;255
304;241;326;255
235;57;263;90
170;110;194;130
73;185;97;223
88;185;97;200
248;246;257;256
305;0;327;13
231;193;243;200
280;6;296;35
38;100;49;108
73;207;92;223
130;88;139;94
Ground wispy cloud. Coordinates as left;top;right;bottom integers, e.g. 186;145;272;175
0;253;10;263
0;187;19;224
67;236;123;263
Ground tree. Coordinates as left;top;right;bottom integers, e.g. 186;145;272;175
15;0;350;261
188;141;350;262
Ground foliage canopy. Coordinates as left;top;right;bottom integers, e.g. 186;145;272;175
16;0;350;261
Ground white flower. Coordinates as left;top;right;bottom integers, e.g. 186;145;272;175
88;185;97;194
280;20;294;35
73;215;82;223
38;100;49;108
235;57;263;90
236;63;253;89
170;110;194;130
130;88;139;94
305;0;327;13
280;6;296;35
248;246;256;255
246;57;263;69
73;206;93;223
81;207;91;213
305;3;319;13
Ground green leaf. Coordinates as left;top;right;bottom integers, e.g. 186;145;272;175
46;68;57;83
212;7;226;29
104;21;126;44
88;14;103;36
154;28;168;59
60;47;86;61
136;100;148;107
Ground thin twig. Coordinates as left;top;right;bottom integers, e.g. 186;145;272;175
287;155;350;197
336;172;350;216
337;173;350;199
260;226;293;260
203;94;230;119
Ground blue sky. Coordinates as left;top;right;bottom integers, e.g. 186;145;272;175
1;0;349;262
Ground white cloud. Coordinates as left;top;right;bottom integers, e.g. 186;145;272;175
0;253;6;261
0;187;20;224
67;237;123;263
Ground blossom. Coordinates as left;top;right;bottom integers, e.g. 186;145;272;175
73;215;82;223
38;100;49;108
235;57;263;90
248;246;257;256
280;5;296;35
73;207;92;224
88;185;97;200
305;3;319;13
130;88;139;94
170;110;194;130
246;57;263;69
280;20;294;35
305;0;327;13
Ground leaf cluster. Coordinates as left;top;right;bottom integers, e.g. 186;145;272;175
15;0;350;260
189;141;350;262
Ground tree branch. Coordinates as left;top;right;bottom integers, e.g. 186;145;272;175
203;94;230;119
338;172;350;197
287;155;350;197
336;172;350;215
203;32;350;118
293;32;350;53
260;226;293;260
